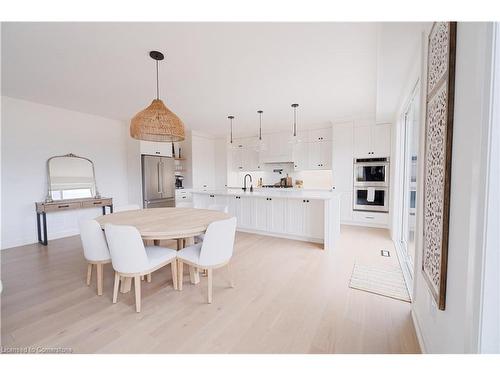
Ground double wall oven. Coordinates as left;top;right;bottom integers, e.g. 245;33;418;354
353;157;390;212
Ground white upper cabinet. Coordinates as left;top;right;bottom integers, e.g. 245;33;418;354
306;140;332;170
353;125;373;158
332;123;354;192
308;127;332;142
353;123;391;158
192;134;215;190
292;142;309;171
371;124;392;157
140;141;172;157
229;127;334;172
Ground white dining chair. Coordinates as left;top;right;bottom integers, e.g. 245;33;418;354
79;219;111;296
177;217;237;304
104;223;177;312
114;204;141;212
194;204;229;243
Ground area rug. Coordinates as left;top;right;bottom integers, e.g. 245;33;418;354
349;263;411;302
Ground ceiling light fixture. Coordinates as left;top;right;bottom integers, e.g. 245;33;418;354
228;115;235;144
256;110;267;151
291;103;299;137
130;51;185;142
289;103;301;144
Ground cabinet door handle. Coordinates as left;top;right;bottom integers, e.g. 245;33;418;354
58;204;69;208
93;201;102;205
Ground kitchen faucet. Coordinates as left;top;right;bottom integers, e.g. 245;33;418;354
243;174;253;192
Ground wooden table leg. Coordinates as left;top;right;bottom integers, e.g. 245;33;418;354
120;276;132;293
184;237;200;284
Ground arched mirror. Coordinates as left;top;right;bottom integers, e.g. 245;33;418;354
45;153;100;202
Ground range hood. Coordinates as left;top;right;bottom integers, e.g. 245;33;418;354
262;156;294;164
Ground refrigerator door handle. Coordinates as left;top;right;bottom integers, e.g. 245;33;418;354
159;161;164;194
157;161;163;194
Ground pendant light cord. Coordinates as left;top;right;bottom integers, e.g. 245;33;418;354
229;116;234;144
156;60;160;100
293;107;297;137
259;112;262;141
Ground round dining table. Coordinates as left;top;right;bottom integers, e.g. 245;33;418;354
95;207;231;292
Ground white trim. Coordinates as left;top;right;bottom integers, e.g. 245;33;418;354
236;228;323;245
478;22;500;354
341;220;388;229
411;308;427;353
393;238;414;300
1;229;81;251
461;22;497;354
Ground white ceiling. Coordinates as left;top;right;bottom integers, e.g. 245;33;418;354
1;22;425;136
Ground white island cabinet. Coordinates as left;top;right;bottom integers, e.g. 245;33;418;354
192;189;340;251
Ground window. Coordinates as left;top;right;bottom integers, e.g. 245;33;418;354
400;82;420;276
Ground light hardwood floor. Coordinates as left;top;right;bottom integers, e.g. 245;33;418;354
0;225;420;353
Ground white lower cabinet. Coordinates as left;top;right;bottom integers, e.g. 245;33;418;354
286;198;324;239
193;193;209;208
286;199;304;235
351;211;389;226
254;197;269;231
339;192;353;222
227;195;254;229
304;199;324;238
193;193;324;240
254;197;286;233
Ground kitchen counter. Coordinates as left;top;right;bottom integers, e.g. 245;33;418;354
191;188;340;251
191;188;339;200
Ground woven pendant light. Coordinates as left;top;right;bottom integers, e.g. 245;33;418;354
130;51;185;142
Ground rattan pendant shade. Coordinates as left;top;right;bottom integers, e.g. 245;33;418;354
130;50;185;142
130;99;185;142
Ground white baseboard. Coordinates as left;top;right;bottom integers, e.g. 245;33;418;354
1;229;80;250
341;220;388;229
392;239;414;301
411;308;427;353
236;228;323;245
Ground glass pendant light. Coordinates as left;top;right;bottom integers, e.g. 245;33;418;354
130;51;185;142
255;110;267;151
289;103;300;144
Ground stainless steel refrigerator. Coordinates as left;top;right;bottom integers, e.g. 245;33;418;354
141;155;176;208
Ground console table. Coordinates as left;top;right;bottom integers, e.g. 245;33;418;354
35;197;113;246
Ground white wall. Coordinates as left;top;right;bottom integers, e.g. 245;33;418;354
1;96;130;249
479;22;500;354
411;23;496;353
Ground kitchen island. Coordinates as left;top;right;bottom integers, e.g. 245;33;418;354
192;188;340;251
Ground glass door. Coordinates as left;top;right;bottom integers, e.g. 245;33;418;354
400;83;420;275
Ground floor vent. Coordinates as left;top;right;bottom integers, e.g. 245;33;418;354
381;250;391;257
